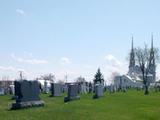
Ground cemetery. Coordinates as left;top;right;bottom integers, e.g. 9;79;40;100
0;39;159;119
1;1;160;119
0;89;160;120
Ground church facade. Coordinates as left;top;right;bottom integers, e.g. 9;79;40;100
114;36;156;89
128;35;156;83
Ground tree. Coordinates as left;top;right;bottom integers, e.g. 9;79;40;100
57;79;65;84
93;68;104;85
41;73;55;82
75;76;86;83
135;44;159;95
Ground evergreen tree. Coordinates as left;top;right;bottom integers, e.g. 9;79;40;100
93;68;104;85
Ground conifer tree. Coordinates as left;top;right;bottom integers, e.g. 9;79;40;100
93;68;104;85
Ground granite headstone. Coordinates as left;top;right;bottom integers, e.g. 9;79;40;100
50;83;62;97
11;80;44;110
64;84;80;102
93;84;104;99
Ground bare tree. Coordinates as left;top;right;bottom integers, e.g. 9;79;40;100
57;79;65;84
41;73;55;82
75;76;86;83
135;44;159;95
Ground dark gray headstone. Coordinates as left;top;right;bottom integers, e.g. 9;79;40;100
62;85;68;93
50;83;62;97
89;83;94;93
11;80;44;110
64;84;80;102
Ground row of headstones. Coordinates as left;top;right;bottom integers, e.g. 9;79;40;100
42;82;95;95
10;80;104;110
106;84;143;93
0;85;15;95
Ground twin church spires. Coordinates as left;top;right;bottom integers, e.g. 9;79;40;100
128;35;156;82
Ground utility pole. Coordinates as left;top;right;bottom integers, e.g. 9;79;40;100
19;71;23;80
65;75;68;83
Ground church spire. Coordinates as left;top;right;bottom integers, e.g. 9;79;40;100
129;36;135;69
149;34;156;82
150;34;155;62
151;34;154;50
131;36;134;50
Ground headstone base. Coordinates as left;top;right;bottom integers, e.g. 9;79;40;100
49;94;61;97
93;94;103;99
11;100;44;110
64;96;80;102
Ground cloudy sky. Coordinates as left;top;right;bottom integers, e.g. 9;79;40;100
0;0;160;83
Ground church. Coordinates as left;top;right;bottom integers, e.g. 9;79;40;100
114;36;156;89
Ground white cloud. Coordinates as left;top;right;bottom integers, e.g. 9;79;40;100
103;54;128;84
23;51;33;57
61;57;71;64
11;53;48;64
105;54;123;67
0;66;16;72
0;66;28;73
0;66;30;80
54;69;76;82
84;65;93;69
16;9;25;16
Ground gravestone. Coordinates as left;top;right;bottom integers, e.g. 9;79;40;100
50;83;62;97
43;81;49;94
0;87;5;95
93;84;104;99
108;85;114;94
80;84;87;94
62;84;68;93
10;85;15;95
89;83;93;93
64;84;80;102
86;83;89;93
11;80;44;110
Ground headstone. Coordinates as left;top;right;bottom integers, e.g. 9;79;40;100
93;84;104;99
62;84;68;93
86;83;89;93
50;83;62;97
108;85;114;94
43;81;49;94
81;84;87;94
11;80;44;110
89;83;93;93
64;84;80;102
0;87;5;95
10;85;15;95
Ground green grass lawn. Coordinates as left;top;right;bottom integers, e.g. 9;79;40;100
0;90;160;120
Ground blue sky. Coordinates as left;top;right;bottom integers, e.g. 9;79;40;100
0;0;160;82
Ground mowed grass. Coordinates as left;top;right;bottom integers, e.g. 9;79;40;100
0;90;160;120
